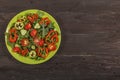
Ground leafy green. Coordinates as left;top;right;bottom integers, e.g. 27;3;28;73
45;29;49;36
36;56;44;60
37;11;44;18
39;22;54;38
20;29;27;35
24;30;30;38
41;24;45;38
15;39;20;45
24;20;29;25
48;22;55;29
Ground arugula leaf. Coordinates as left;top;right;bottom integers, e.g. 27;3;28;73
36;56;44;60
24;30;30;38
44;27;49;36
15;39;19;45
42;24;45;38
48;22;54;28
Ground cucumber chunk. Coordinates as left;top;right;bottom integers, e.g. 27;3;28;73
20;29;27;35
34;23;40;29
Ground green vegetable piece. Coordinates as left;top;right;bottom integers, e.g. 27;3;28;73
31;45;36;50
42;24;45;38
29;51;36;58
20;29;27;35
15;22;24;30
34;23;40;29
36;57;44;60
37;11;44;17
44;28;49;36
48;22;54;28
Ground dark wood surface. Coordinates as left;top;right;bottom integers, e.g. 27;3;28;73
0;0;120;80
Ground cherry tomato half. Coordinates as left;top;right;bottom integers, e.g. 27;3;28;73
30;29;37;38
48;43;56;51
20;38;29;46
38;39;44;46
21;49;29;56
34;37;40;45
25;23;31;30
13;47;21;53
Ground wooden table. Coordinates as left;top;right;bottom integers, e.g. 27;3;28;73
0;0;120;80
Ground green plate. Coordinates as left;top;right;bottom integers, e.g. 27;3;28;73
5;9;61;64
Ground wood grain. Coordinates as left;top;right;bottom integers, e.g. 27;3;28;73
0;0;120;80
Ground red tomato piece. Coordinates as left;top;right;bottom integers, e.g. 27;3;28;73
21;49;28;56
9;28;18;43
25;23;31;30
48;43;56;51
13;47;21;53
39;17;51;26
9;35;18;43
30;29;37;37
20;38;29;46
38;39;44;46
36;48;49;59
33;37;40;45
27;16;34;23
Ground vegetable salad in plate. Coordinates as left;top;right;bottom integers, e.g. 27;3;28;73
5;10;61;64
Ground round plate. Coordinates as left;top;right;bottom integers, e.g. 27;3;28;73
5;9;61;64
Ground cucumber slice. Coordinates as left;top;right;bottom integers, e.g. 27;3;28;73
34;23;40;29
15;22;24;30
29;51;36;58
20;29;27;35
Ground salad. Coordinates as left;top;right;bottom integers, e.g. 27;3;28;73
6;11;60;60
